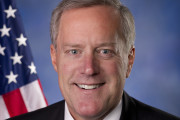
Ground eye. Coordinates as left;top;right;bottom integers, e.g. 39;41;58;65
97;49;115;58
65;49;82;56
70;49;78;55
100;49;110;54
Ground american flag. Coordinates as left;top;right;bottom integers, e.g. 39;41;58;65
0;0;48;119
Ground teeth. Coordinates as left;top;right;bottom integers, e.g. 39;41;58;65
77;84;100;90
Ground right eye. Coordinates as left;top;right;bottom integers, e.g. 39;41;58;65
70;49;78;55
66;49;81;55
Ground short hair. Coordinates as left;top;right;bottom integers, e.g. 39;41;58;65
50;0;135;52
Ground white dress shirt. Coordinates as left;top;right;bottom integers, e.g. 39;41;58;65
65;100;122;120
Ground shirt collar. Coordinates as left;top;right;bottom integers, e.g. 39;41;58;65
65;102;74;120
104;100;122;120
65;100;122;120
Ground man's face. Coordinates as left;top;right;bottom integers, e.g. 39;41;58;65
51;5;134;120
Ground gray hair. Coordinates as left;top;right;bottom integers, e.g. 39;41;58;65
50;0;135;52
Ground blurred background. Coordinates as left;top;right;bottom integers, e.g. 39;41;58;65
16;0;180;117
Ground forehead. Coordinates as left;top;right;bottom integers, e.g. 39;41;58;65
60;5;119;29
57;5;120;45
61;5;119;20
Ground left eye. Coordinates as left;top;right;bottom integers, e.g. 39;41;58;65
97;49;114;58
100;49;110;54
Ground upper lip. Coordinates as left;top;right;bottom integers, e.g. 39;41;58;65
74;82;105;85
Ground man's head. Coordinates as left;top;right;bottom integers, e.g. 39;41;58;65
50;0;135;119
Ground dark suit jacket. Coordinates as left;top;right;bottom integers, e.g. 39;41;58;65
8;91;179;120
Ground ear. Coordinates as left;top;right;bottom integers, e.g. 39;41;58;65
50;44;58;72
126;46;135;78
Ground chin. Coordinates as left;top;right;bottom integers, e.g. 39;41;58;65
75;101;105;119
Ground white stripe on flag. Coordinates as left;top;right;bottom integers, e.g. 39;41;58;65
0;96;10;120
20;80;47;112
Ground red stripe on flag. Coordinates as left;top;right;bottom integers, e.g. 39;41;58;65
37;79;48;105
2;88;28;117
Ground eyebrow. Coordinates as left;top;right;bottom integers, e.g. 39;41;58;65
63;44;84;49
62;42;118;48
97;42;117;47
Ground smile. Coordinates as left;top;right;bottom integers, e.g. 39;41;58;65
75;83;104;90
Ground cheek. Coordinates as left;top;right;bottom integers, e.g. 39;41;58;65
102;60;125;90
57;59;80;85
100;60;125;104
62;63;75;74
102;60;121;77
58;63;74;82
57;60;79;99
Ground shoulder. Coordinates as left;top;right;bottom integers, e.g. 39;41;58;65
122;91;180;120
7;100;65;120
134;98;179;120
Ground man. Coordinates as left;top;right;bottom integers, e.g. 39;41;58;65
8;0;179;120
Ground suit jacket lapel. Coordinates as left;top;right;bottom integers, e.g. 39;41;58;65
120;91;137;120
56;100;65;120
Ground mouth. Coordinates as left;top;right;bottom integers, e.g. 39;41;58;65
75;83;105;90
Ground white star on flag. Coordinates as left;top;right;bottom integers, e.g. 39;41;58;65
16;34;27;46
0;44;6;56
10;52;23;65
4;5;17;18
28;62;37;74
0;24;11;37
6;71;18;84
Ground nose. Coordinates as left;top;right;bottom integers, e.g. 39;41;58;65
81;54;99;76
